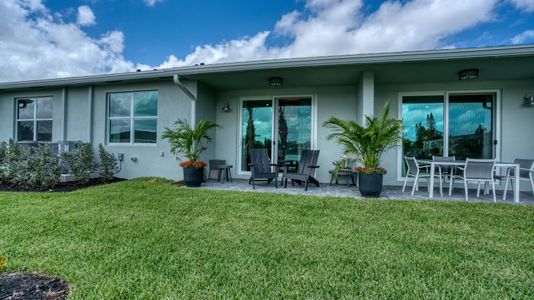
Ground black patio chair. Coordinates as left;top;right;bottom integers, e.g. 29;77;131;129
282;150;320;191
249;148;280;189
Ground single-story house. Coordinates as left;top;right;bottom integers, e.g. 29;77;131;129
1;45;533;188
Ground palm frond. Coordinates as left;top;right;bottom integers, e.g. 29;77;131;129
162;118;221;162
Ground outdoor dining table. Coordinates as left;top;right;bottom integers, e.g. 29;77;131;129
418;159;522;203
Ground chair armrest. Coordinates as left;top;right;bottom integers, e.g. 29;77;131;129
269;163;281;166
308;165;320;169
248;163;255;167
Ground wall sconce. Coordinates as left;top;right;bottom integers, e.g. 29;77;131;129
222;102;231;112
458;69;479;80
268;77;283;87
524;94;534;106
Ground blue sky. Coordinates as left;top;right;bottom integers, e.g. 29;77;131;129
1;0;534;81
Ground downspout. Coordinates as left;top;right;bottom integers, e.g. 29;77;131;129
61;87;68;141
173;74;197;125
88;86;94;143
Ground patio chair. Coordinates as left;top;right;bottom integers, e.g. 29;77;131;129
456;158;497;202
495;158;534;201
249;148;280;189
402;156;443;196
432;156;457;195
282;150;320;191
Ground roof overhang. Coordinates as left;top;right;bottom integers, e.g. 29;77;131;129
1;44;534;91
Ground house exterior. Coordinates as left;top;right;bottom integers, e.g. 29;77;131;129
1;45;533;188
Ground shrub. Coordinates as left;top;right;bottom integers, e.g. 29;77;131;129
30;145;61;188
0;141;7;180
62;143;96;184
98;144;118;182
2;141;60;189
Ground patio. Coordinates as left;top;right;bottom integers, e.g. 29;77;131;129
201;179;534;204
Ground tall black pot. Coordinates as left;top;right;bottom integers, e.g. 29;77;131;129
183;167;204;187
358;173;383;197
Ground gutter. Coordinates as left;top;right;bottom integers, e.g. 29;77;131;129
1;44;534;91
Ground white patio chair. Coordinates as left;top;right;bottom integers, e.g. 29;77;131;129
402;156;443;197
457;159;497;202
495;158;534;201
432;156;456;196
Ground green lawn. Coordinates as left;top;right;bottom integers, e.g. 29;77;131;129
0;178;533;299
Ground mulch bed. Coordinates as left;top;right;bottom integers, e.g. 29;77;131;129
0;272;69;300
0;177;125;193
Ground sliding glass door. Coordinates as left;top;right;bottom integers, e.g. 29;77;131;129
240;97;312;173
401;92;496;174
448;94;494;160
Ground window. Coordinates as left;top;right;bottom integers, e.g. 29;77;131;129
108;91;158;144
16;97;53;142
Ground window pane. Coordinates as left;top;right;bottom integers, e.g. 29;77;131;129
17;121;34;141
241;100;273;171
110;119;131;143
277;98;312;164
36;97;53;119
109;93;131;117
402;96;444;175
134;91;158;117
134;119;157;143
37;120;53;141
17;99;34;119
448;94;494;160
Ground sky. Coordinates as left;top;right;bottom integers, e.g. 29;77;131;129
1;0;534;82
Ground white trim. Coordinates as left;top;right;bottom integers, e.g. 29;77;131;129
236;94;318;176
397;89;501;182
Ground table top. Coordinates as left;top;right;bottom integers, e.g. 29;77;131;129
418;159;518;167
218;165;233;168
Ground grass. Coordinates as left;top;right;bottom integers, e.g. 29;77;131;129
0;178;533;299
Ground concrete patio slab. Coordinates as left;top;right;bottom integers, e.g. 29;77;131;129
200;179;534;204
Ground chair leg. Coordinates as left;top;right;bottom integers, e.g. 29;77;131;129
304;178;309;191
274;178;278;188
411;173;418;196
476;181;481;198
503;176;510;201
439;168;443;198
449;175;454;196
284;178;288;188
252;177;256;190
402;175;409;192
492;181;496;203
464;179;469;201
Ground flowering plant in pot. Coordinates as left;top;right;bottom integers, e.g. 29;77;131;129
162;118;220;187
323;103;402;197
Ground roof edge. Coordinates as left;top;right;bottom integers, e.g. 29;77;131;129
1;44;534;90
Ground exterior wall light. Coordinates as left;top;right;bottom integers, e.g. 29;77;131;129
458;69;479;80
524;94;534;106
268;77;283;87
222;103;231;112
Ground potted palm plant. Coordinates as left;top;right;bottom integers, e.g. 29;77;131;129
323;103;402;197
162;118;220;187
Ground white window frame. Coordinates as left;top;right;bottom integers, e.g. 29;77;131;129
107;90;158;146
236;94;318;176
396;89;501;181
15;96;54;142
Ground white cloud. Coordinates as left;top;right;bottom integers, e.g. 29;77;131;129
0;0;508;82
0;0;135;82
143;0;164;7
511;29;534;44
153;0;498;69
509;0;534;12
76;5;95;26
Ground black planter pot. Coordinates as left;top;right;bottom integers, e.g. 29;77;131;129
183;167;204;187
358;173;383;197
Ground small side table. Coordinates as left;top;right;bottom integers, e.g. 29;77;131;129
218;165;233;183
329;170;357;187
